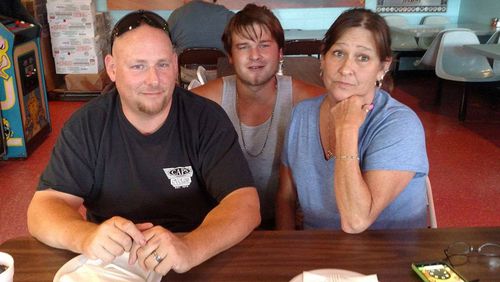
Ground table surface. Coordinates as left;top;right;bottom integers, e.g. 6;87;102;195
284;29;327;41
463;44;500;60
390;23;498;38
1;227;499;282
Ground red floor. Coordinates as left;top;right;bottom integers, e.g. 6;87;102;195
1;75;499;244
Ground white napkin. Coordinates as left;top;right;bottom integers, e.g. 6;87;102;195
302;271;378;282
58;252;161;282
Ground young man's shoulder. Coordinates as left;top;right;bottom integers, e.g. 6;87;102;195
176;85;228;119
291;79;326;106
189;78;224;105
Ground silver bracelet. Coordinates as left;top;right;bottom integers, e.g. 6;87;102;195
334;155;360;160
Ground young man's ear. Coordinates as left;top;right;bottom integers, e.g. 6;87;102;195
105;54;116;82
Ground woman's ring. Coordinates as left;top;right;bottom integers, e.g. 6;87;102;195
152;250;163;264
363;103;374;113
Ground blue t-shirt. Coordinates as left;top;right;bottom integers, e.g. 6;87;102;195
282;89;429;230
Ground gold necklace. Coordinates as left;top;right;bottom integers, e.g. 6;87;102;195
325;99;335;160
235;87;276;158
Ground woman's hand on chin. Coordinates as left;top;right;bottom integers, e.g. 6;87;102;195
330;95;372;130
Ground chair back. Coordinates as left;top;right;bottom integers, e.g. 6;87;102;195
186;66;208;90
384;15;408;26
426;176;437;228
415;28;470;68
177;47;226;87
494;60;500;75
284;39;322;58
486;29;500;44
178;47;226;71
384;15;420;51
435;30;496;81
187;78;202;90
494;39;500;75
487;30;500;74
421;15;450;25
418;16;452;49
196;65;207;85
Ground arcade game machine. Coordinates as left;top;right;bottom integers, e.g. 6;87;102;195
0;102;5;158
0;15;51;159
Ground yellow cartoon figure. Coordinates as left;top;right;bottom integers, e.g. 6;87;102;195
2;117;13;140
0;36;11;80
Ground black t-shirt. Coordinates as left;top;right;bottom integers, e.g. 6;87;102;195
38;87;254;232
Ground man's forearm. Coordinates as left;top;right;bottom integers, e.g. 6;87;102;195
182;187;260;268
27;192;95;254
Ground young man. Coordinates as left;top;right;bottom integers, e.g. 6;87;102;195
191;4;325;229
27;10;260;276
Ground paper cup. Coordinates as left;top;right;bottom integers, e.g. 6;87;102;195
0;252;14;282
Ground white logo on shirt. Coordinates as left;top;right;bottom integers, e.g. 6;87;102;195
163;166;193;189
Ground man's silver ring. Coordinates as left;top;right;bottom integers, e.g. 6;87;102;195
152;250;163;264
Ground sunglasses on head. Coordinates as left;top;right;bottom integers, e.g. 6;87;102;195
110;10;170;52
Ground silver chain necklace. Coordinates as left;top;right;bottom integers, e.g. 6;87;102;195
326;99;335;160
235;87;276;158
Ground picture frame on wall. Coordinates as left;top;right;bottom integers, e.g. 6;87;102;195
376;0;448;13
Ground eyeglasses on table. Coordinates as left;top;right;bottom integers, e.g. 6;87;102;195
444;241;500;266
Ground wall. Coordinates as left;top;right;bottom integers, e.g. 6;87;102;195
96;0;462;30
458;0;500;25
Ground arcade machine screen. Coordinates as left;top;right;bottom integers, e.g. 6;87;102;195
17;50;48;141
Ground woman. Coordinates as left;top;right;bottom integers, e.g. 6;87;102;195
276;8;428;233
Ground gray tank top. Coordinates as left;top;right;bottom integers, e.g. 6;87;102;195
222;75;293;227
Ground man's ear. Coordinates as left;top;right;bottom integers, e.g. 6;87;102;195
105;54;116;82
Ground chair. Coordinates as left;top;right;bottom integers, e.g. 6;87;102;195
284;39;322;58
435;30;500;121
426;176;437;228
187;79;202;90
384;15;420;51
186;66;207;90
486;29;500;44
178;47;226;88
384;16;423;75
494;46;500;75
486;30;500;74
418;16;451;49
384;15;409;27
421;15;450;25
419;16;451;50
414;28;470;69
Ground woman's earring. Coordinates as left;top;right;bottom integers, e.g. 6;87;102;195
376;77;383;88
319;69;323;77
277;58;284;75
